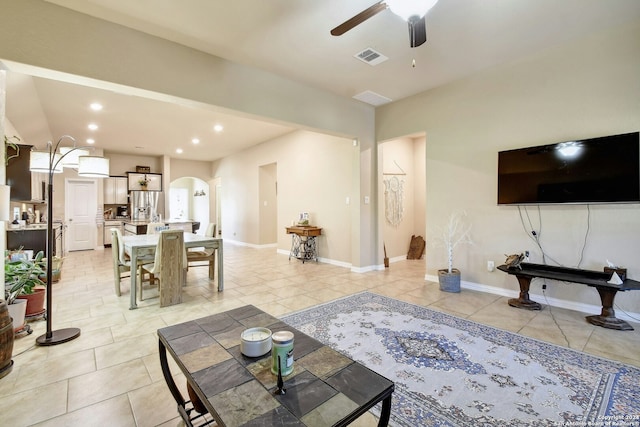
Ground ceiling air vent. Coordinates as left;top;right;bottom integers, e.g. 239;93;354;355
353;90;392;106
354;48;388;66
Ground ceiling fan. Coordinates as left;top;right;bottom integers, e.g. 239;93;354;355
330;0;439;48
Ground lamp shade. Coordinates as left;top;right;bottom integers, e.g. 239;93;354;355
386;0;438;20
77;156;109;178
59;147;90;168
0;184;10;221
30;151;63;173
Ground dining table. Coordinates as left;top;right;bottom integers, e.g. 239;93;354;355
122;233;223;309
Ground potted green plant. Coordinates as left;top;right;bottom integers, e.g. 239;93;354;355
5;251;47;317
436;211;472;293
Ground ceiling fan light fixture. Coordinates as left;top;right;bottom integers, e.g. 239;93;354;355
386;0;439;21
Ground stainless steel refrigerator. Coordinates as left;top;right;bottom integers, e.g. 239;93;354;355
130;191;161;221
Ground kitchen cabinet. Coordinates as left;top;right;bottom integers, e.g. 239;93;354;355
6;144;46;202
104;176;128;204
104;220;123;246
6;223;62;256
31;172;47;202
127;172;162;191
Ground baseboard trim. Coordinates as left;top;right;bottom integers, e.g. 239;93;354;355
275;248;352;268
226;240;276;249
425;274;640;323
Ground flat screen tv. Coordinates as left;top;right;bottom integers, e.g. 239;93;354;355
497;131;640;205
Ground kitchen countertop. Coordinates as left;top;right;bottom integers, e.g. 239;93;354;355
7;222;62;232
123;219;194;225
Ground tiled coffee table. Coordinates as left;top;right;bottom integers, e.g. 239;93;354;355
158;305;394;426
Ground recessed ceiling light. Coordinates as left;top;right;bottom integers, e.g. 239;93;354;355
88;123;98;131
192;138;200;144
176;148;183;154
213;124;224;132
86;138;95;144
90;103;103;111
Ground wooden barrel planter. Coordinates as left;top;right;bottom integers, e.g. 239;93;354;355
0;301;15;379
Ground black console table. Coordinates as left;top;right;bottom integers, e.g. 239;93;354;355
498;263;640;331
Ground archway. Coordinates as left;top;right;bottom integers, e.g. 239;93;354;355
169;177;210;233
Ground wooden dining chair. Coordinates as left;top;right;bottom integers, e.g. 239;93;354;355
140;229;187;307
111;228;155;297
111;228;130;297
147;222;169;234
187;223;217;278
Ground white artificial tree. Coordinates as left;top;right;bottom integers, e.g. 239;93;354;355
440;211;473;273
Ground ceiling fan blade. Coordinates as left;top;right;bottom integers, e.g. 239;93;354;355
330;1;388;36
408;16;427;47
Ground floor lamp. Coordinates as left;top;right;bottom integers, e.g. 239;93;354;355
29;135;109;346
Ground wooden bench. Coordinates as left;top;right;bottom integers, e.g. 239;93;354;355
498;262;640;331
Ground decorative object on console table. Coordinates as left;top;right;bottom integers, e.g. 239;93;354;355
297;212;310;226
29;135;109;346
604;259;626;282
434;211;472;293
505;253;525;270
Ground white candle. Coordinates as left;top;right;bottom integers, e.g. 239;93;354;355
240;327;272;357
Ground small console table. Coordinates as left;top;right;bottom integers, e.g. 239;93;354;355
286;225;322;263
498;263;640;330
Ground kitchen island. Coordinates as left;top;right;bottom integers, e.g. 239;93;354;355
123;219;196;235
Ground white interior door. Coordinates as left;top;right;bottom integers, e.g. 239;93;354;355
65;178;98;251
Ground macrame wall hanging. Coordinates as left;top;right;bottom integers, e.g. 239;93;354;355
383;161;406;227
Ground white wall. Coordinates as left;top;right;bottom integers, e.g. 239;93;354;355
258;163;277;245
213;130;354;264
376;19;640;313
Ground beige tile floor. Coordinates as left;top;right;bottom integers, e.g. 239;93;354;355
2;244;639;426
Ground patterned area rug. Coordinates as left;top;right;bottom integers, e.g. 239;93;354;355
281;292;640;427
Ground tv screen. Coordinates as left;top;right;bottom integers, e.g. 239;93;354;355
497;132;640;205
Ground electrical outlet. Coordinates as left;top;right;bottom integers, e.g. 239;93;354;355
525;250;530;261
487;261;495;272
